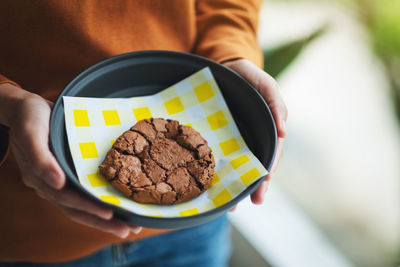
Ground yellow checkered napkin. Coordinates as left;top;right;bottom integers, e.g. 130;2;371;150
63;67;268;218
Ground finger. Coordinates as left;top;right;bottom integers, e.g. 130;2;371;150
29;128;65;189
57;205;131;239
250;179;270;205
19;98;65;189
271;138;285;174
45;99;54;107
249;138;283;204
12;129;65;190
229;205;238;212
257;80;288;139
130;226;142;234
33;179;113;220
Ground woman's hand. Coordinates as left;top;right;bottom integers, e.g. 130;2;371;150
223;59;288;205
0;83;141;238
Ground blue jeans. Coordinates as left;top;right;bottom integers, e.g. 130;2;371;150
0;215;231;267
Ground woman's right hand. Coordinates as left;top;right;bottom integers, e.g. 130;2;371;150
0;83;141;238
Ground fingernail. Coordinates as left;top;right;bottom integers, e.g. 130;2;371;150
261;182;270;203
263;181;269;195
259;182;269;203
130;227;142;235
99;210;113;220
117;230;130;239
280;119;286;137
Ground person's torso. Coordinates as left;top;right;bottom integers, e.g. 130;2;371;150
0;0;196;100
0;1;197;262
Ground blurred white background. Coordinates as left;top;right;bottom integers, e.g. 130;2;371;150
229;1;400;266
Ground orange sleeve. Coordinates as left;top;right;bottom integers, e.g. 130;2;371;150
0;74;20;167
194;0;263;68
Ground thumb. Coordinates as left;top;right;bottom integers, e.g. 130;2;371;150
18;97;66;189
224;59;288;138
35;148;66;190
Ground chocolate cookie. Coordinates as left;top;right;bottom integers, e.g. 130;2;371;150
99;118;215;205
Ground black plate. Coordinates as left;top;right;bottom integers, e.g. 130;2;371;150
50;50;277;229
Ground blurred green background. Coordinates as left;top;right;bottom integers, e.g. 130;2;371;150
240;0;400;266
353;0;400;119
265;0;400;121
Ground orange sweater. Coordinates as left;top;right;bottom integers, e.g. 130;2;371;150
0;0;262;263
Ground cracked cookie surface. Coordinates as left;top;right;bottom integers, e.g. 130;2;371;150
99;118;215;205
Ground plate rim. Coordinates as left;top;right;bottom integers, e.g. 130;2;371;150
49;50;277;226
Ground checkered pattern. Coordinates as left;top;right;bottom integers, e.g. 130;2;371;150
63;67;268;218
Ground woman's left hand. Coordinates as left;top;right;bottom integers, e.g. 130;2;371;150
223;59;288;205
